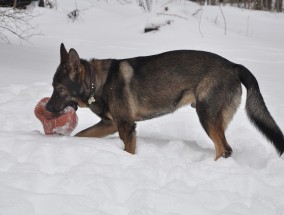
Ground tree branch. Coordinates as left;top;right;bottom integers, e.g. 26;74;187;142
0;7;39;44
219;4;227;35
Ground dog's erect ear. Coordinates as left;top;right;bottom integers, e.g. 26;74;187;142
69;48;81;81
69;48;80;68
60;43;68;64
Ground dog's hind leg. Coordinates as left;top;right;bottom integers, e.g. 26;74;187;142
196;100;233;160
75;119;117;137
117;121;137;154
195;74;242;160
207;121;233;160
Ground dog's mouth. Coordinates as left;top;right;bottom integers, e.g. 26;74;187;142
46;100;78;113
68;101;78;111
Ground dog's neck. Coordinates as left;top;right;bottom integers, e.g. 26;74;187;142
78;59;96;106
80;59;113;107
90;59;112;93
87;62;96;105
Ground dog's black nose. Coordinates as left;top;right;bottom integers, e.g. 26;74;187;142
45;101;56;113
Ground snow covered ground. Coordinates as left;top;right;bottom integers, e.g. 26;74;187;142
0;1;284;214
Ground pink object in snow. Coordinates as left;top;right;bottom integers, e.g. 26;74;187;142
34;97;78;135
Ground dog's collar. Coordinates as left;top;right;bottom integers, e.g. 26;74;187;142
88;62;96;105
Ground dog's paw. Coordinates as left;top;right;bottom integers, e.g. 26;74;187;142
222;150;232;158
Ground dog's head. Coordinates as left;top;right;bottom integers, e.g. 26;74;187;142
46;43;85;113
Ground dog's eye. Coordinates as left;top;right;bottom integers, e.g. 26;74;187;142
56;86;65;94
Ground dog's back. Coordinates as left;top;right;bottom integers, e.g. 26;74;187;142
111;50;284;159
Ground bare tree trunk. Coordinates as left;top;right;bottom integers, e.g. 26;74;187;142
275;0;283;12
263;0;272;10
263;0;267;10
267;0;272;10
211;0;217;5
254;0;262;10
38;0;45;7
236;0;240;8
13;0;17;9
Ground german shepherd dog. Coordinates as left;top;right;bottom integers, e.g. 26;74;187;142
46;43;284;160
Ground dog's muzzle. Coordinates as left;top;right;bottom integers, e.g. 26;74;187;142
46;100;78;113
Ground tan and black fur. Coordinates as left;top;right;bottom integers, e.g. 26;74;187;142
46;43;284;160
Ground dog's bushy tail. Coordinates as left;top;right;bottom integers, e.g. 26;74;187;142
237;64;284;155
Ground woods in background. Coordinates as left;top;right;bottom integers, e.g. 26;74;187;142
140;0;283;12
192;0;283;12
0;0;283;12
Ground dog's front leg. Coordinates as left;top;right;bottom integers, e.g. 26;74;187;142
117;121;137;154
75;119;117;138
